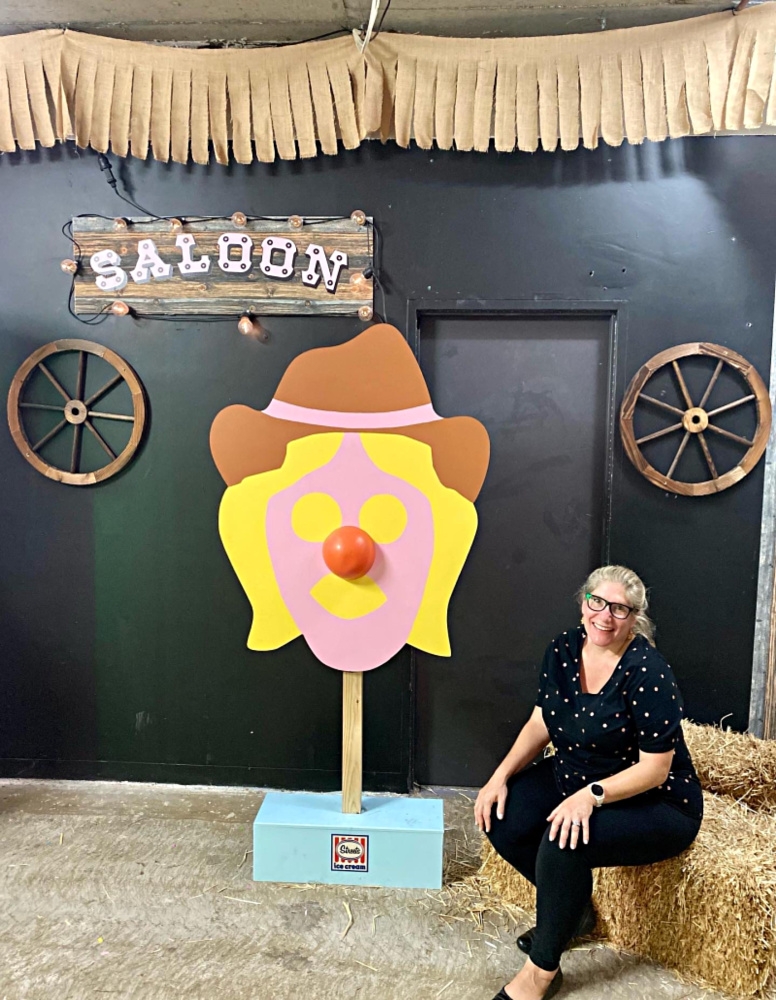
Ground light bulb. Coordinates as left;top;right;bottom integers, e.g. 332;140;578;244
288;215;303;229
60;258;78;274
350;272;366;287
169;218;183;233
111;300;130;316
238;315;258;336
113;218;128;231
238;315;269;342
231;211;247;227
350;210;366;226
358;305;373;321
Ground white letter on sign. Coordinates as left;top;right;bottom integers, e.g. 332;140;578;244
90;249;128;292
302;245;348;292
218;233;253;273
176;234;211;275
130;239;172;284
259;237;297;279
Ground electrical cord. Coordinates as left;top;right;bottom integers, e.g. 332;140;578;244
362;220;387;321
196;27;351;49
96;154;168;221
373;0;393;37
271;27;350;46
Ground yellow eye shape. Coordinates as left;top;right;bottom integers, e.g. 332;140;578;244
359;494;408;544
292;493;342;542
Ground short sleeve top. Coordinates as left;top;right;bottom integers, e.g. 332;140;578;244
536;626;703;820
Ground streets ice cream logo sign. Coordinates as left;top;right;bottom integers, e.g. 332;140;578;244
70;215;374;318
332;835;369;872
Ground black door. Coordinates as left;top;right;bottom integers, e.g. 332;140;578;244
414;311;615;787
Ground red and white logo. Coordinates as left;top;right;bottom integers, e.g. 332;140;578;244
332;835;369;872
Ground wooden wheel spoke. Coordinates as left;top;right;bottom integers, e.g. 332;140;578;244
32;418;68;452
706;394;756;419
38;362;72;403
706;423;754;447
87;410;135;422
638;393;684;417
84;419;117;460
84;373;123;408
75;351;87;402
698;360;723;410
70;424;83;474
697;432;718;479
636;422;683;445
19;402;65;412
666;432;691;479
671;361;695;410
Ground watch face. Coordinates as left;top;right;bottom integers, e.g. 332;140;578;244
591;783;604;796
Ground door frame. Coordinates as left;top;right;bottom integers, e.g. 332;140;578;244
405;298;627;786
750;281;776;739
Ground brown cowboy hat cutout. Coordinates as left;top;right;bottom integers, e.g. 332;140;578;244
210;323;490;501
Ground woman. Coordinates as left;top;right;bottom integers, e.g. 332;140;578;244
474;566;703;1000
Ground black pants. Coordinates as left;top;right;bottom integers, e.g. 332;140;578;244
485;757;701;972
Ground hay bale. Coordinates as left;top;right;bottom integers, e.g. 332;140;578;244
682;721;776;812
479;839;536;913
479;792;776;997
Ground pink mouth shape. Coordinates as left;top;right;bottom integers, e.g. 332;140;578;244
265;435;434;671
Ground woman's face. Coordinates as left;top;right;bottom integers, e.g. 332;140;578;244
581;580;635;651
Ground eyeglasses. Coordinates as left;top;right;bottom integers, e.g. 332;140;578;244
585;593;635;620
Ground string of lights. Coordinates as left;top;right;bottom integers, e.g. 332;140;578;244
61;152;386;335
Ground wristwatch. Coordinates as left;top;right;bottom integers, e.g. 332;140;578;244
589;782;606;807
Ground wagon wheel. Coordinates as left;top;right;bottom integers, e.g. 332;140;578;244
620;343;771;496
7;339;146;486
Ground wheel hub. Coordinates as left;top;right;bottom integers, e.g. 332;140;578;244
682;406;708;434
64;399;87;425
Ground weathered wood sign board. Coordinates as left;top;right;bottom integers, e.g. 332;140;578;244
72;216;374;317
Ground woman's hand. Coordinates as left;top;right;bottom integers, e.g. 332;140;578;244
547;789;594;849
474;776;509;834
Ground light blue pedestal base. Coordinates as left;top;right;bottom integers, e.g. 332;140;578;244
253;792;443;889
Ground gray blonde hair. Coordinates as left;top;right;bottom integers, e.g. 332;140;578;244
577;565;655;645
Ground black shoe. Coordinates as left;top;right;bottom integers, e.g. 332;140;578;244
516;901;596;955
492;968;564;1000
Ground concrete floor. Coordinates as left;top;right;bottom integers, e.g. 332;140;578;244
0;779;732;1000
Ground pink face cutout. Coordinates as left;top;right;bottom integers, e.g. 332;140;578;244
265;435;434;671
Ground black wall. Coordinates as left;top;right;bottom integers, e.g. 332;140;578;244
1;137;774;790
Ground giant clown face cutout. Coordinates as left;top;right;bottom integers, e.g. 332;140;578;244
210;325;490;672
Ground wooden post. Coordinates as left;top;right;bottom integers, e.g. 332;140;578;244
342;671;363;814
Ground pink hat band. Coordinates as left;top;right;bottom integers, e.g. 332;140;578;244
262;399;442;429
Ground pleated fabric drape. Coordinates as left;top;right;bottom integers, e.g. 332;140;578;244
1;6;775;164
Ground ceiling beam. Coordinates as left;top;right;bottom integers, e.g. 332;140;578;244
0;0;748;41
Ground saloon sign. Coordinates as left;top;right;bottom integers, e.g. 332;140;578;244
71;214;374;318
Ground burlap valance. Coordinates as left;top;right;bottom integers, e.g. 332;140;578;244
1;6;775;164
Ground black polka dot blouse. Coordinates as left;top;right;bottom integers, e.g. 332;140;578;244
536;626;703;820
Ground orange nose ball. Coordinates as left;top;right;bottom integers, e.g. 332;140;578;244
322;526;376;580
